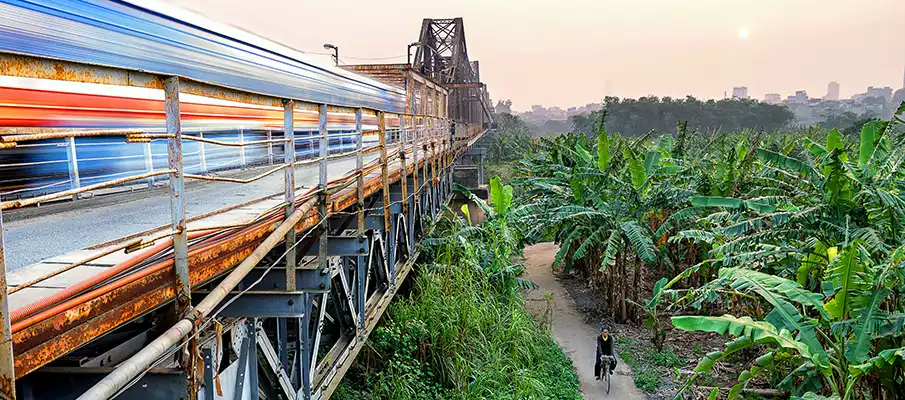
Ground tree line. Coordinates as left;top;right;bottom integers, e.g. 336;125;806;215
570;96;794;136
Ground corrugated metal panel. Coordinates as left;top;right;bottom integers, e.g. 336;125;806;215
0;0;406;112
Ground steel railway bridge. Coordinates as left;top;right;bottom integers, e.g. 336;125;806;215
0;2;493;399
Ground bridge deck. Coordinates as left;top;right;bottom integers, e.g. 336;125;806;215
4;153;379;272
5;140;442;378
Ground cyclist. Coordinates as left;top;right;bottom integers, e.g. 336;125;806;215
595;328;617;379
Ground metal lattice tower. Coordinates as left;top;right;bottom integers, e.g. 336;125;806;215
413;18;493;126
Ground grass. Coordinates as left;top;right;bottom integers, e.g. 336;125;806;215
616;337;687;393
484;163;516;185
335;264;580;400
334;190;580;400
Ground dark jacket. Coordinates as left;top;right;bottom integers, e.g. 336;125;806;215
597;334;613;355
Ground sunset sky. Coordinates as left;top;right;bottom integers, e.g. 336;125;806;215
163;0;905;111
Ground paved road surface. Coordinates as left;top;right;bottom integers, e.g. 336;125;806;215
522;242;646;400
3;154;379;270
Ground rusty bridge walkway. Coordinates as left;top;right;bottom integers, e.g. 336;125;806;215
0;2;492;400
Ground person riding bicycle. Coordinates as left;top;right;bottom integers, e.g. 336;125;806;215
595;328;617;379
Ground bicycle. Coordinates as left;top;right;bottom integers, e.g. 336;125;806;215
598;354;614;394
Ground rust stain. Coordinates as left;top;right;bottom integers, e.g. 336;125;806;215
15;283;175;378
0;375;12;400
10;129;484;377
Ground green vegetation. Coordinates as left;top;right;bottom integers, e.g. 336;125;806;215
616;337;686;392
477;112;534;184
335;179;580;400
569;96;794;137
513;104;905;399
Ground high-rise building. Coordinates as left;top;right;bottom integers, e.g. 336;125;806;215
787;90;808;103
764;93;782;104
732;86;749;100
867;86;893;101
825;81;840;101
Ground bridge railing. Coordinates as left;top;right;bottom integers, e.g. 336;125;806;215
0;61;482;400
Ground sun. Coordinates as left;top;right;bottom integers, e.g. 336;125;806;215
738;28;750;41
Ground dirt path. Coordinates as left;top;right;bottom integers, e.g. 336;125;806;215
522;243;646;400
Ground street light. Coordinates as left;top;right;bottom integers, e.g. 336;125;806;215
323;43;338;66
407;42;422;67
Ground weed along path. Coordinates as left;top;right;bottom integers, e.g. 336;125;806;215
522;243;646;400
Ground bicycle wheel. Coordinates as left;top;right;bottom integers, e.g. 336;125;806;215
605;361;611;394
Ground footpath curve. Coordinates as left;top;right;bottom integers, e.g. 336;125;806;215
522;242;646;400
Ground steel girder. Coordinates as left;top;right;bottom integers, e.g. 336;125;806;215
187;164;454;400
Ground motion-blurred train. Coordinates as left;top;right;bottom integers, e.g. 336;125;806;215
0;0;409;201
0;75;403;200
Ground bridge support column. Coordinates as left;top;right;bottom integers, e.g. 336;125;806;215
477;148;485;185
164;77;190;314
378;112;391;283
317;104;329;274
0;209;15;400
164;75;195;399
387;207;397;281
355;108;366;329
298;299;311;399
411;115;420;223
284;100;297;291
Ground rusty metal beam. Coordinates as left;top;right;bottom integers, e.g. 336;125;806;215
442;82;484;89
0;209;14;400
284;100;297;292
9;123;486;381
378;113;390;234
164;77;191;318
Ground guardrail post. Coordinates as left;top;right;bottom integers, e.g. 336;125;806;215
420;83;429;212
0;209;16;400
284;100;297;291
267;130;274;166
411;115;419;213
143;141;155;188
238;129;246;169
164;77;190;314
354;109;365;328
378;112;392;279
311;104;329;399
429;118;437;220
399;114;408;219
318;104;329;275
198;132;207;174
447;120;455;194
65;136;80;200
164;76;195;398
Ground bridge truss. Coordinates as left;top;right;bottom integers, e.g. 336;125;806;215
0;3;487;400
413;18;495;127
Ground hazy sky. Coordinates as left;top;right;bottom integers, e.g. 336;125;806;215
163;0;905;111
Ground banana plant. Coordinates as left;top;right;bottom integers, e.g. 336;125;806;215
440;179;537;289
671;242;905;400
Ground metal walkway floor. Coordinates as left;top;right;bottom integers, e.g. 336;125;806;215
4;154;378;271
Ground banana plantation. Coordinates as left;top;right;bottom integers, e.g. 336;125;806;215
511;106;905;399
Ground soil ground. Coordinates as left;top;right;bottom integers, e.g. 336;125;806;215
521;242;647;400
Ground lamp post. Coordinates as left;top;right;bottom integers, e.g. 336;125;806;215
323;44;338;66
407;42;422;67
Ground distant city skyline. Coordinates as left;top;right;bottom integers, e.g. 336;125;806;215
519;75;905;113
